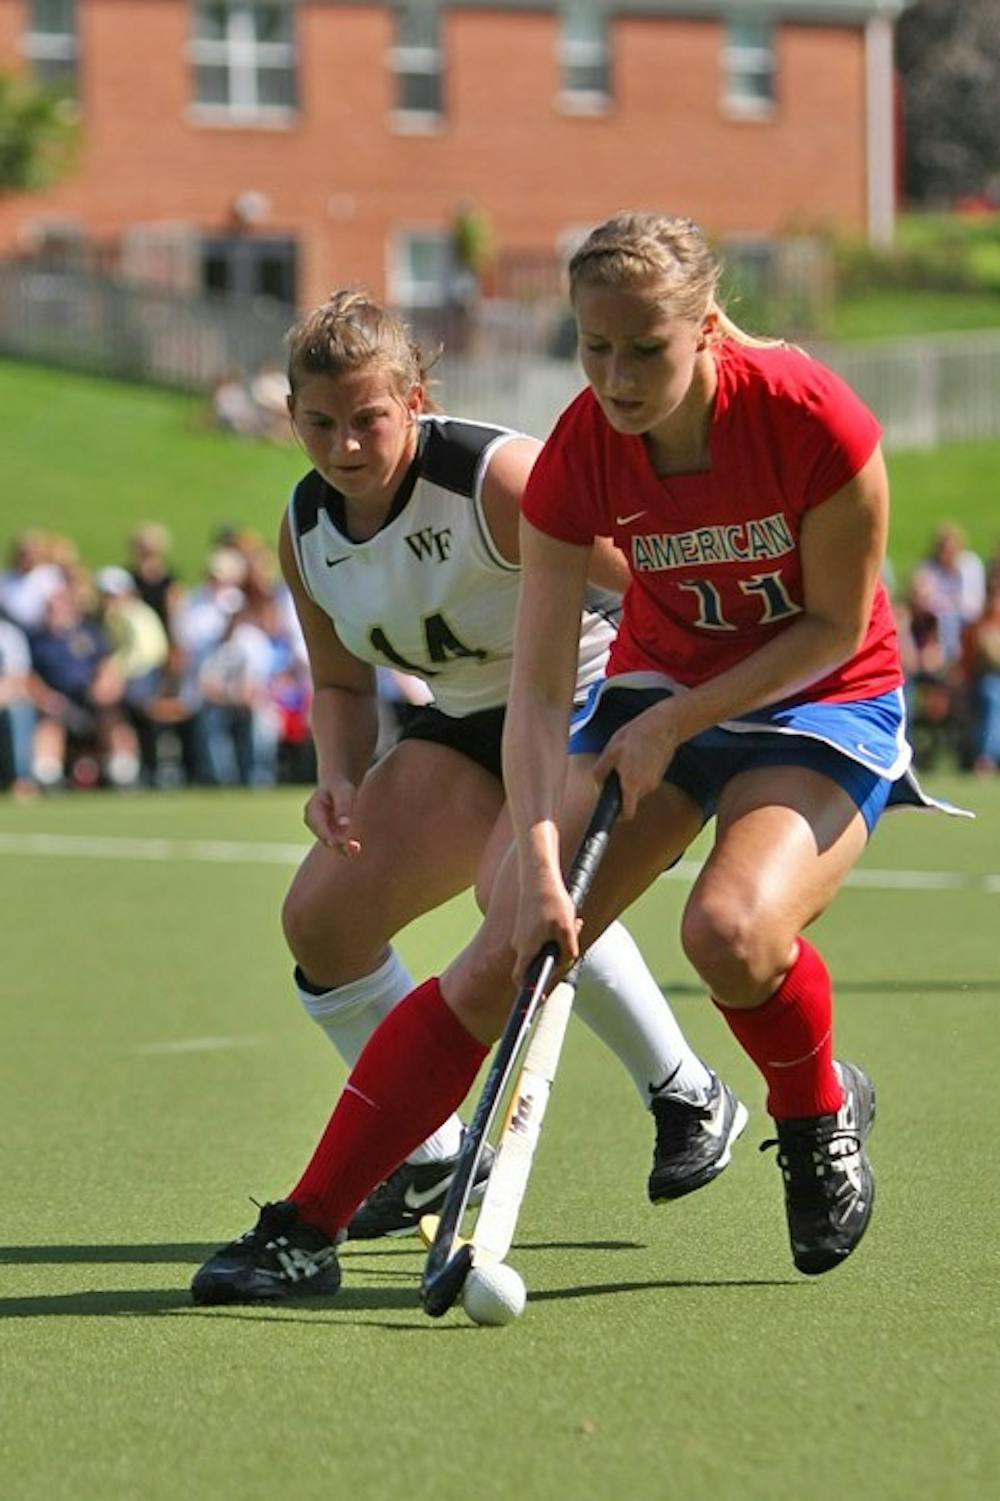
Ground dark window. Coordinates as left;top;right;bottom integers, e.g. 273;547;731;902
201;235;297;305
392;3;443;120
23;0;78;96
190;0;298;118
723;15;776;114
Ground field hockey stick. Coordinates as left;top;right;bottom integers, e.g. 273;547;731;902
420;960;581;1270
421;771;622;1318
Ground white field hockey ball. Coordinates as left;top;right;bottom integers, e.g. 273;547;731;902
461;1262;527;1326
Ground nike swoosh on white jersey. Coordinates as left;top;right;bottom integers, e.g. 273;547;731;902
324;555;349;567
403;1174;455;1211
615;510;646;525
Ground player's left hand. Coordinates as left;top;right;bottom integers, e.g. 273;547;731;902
593;699;681;819
304;781;362;857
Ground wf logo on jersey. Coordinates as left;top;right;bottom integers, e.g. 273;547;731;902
631;512;795;572
405;526;453;563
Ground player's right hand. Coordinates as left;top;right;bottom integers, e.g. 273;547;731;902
512;870;580;984
304;782;361;856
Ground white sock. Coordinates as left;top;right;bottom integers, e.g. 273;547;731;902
575;921;712;1107
295;948;463;1163
33;755;63;786
107;750;140;786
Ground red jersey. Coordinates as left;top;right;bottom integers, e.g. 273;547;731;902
522;340;902;703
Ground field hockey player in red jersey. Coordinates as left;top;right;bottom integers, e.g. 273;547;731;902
191;285;747;1303
497;211;969;1276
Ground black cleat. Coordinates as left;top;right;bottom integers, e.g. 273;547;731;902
191;1200;341;1305
647;1071;749;1202
347;1144;496;1241
762;1059;876;1276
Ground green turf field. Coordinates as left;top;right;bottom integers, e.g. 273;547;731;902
1;778;997;1501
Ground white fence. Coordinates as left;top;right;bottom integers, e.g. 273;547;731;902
816;330;1000;450
3;261;1000;452
0;263;291;390
439;329;1000;452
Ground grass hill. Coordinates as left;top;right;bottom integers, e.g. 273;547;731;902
2;360;303;582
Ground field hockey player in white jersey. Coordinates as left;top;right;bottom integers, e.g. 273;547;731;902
193;289;746;1297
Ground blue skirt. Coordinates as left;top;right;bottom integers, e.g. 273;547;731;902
569;675;972;834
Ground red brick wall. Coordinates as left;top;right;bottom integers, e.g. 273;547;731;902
0;1;871;307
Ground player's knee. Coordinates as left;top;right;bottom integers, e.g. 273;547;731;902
282;884;342;972
280;883;310;959
680;894;779;997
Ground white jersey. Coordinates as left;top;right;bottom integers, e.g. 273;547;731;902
287;415;617;717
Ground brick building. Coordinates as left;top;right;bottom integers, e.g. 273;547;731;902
0;1;909;315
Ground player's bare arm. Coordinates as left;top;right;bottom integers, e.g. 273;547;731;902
504;519;592;973
595;448;891;816
479;435;542;562
587;536;632;595
480;436;628;594
279;513;378;851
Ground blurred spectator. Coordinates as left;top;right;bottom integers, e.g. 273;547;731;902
250;361;292;441
28;584;139;787
898;571;948;680
96;567;170;692
271;655;315;783
962;567;1000;775
95;566;171;782
0;531;64;631
197;607;280;786
896;570;964;769
208;365;291;441
175;547;247;667
910;523;987;667
134;643;210;788
0;612;38;797
0;525;452;790
126;523;183;639
210;371;259;436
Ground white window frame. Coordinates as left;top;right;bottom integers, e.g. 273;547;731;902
20;0;79;95
389;228;452;310
389;4;444;133
722;14;776;120
557;2;610;115
188;0;298;126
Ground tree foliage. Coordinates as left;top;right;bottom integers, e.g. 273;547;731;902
897;0;1000;204
0;70;79;195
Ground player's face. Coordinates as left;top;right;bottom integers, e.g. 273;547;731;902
290;369;422;502
574;283;708;440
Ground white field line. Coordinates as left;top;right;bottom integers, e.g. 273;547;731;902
134;1035;262;1055
0;830;997;893
0;832;307;864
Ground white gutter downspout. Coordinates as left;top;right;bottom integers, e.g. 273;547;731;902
865;9;896;246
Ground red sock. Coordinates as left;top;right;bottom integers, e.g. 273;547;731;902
289;977;488;1238
714;938;844;1118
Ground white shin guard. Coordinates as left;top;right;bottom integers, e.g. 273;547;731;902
575;922;712;1107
